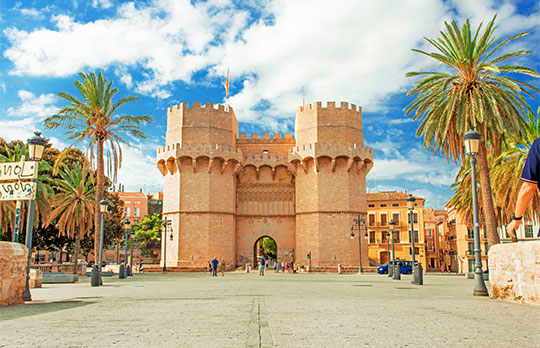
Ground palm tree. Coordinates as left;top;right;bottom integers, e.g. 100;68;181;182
490;109;540;223
405;15;539;247
44;71;152;262
47;163;95;274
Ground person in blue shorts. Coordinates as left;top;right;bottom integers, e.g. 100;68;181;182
259;256;266;276
506;138;540;241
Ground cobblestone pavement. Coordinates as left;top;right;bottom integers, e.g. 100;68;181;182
1;272;539;348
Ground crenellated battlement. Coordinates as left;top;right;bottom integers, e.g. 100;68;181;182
296;101;361;113
157;142;240;155
238;133;293;140
167;102;230;115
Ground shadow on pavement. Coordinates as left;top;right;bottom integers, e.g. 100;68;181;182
0;300;94;322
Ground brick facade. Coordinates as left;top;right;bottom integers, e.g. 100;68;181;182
157;101;373;270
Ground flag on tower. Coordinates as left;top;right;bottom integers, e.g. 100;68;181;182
225;69;229;97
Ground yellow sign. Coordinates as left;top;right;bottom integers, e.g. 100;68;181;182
0;182;36;201
0;161;38;181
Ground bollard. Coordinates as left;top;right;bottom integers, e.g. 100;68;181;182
91;265;99;286
127;265;133;277
388;263;393;277
119;264;126;279
393;265;401;280
338;264;342;274
414;263;424;285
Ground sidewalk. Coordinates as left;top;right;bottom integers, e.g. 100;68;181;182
0;273;538;347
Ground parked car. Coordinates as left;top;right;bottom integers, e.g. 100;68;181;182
377;261;413;275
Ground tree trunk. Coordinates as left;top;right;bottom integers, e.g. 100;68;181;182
94;138;105;263
477;139;500;247
73;230;81;275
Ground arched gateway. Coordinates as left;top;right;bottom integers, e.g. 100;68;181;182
157;101;373;271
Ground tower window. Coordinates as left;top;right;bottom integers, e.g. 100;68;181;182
262;150;269;155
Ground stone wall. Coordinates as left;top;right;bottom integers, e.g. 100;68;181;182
488;241;540;305
0;242;28;306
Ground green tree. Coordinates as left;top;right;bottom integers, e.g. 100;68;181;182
261;237;277;258
405;15;539;247
132;214;161;258
44;71;152;262
47;163;95;273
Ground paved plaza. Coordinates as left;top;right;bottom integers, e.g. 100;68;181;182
1;272;539;348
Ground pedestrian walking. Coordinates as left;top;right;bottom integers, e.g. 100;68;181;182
281;261;285;272
220;259;226;276
259;256;266;276
506;137;540;242
211;257;219;277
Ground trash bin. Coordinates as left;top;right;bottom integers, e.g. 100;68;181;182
388;263;393;277
414;263;424;285
393;265;401;280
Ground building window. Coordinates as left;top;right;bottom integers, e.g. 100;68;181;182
380;214;387;226
468;242;474;255
262;150;269;155
426;229;432;238
135;201;140;204
467;228;474;239
392;203;399;207
380;204;387;207
381;231;387;242
408;231;419;242
484;242;489;255
468;259;475;272
525;225;534;238
369;231;376;244
368;214;375;226
392;213;400;224
125;201;131;204
427;241;434;251
124;207;131;217
409;247;419;255
393;231;400;243
408;212;418;224
134;207;141;217
368;204;375;208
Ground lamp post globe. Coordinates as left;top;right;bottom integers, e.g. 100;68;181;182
22;131;46;301
462;127;489;296
27;131;47;161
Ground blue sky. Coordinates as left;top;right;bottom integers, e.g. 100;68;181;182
0;0;539;209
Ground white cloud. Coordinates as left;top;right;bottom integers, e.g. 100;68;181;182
115;142;163;193
6;90;59;118
93;0;113;9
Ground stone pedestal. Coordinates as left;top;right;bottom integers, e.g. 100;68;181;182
0;242;28;306
488;241;540;305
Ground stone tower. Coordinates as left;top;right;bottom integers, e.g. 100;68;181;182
157;101;373;271
290;102;373;270
157;103;241;268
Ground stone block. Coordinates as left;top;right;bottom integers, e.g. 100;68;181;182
0;242;28;306
488;241;540;305
29;269;42;288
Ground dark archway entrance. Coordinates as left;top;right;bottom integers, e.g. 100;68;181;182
253;236;277;266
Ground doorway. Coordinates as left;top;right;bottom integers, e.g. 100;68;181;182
253;236;277;266
380;251;389;265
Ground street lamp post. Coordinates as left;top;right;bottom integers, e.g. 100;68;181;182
463;127;489;297
129;230;135;276
386;231;391;277
351;215;367;274
407;194;417;284
389;220;400;280
162;218;171;273
98;199;109;286
120;219;130;279
22;131;46;301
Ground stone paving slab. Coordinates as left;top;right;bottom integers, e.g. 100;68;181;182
0;273;539;347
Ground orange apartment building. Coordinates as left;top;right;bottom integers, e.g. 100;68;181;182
366;191;427;269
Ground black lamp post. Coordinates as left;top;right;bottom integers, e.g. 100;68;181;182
120;219;130;279
407;194;417;284
22;131;46;301
351;215;367;274
98;199;109;285
389;220;399;279
463;127;489;296
129;229;135;276
162;218;171;273
386;231;391;277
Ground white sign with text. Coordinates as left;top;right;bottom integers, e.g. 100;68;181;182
0;182;37;201
0;161;38;181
